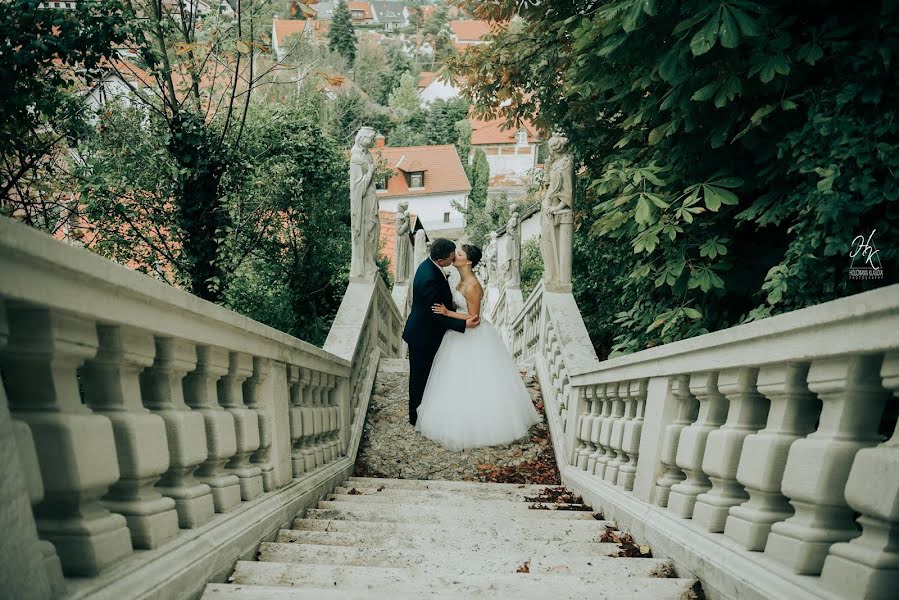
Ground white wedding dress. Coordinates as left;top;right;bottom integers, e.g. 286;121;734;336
415;283;541;451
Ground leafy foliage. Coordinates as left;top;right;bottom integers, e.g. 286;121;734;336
452;0;899;355
520;238;543;300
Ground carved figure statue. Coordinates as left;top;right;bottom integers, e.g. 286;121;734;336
483;230;499;286
506;204;521;288
350;127;380;279
395;200;411;284
414;229;427;267
540;135;574;290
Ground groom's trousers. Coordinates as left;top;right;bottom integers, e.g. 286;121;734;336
407;342;439;426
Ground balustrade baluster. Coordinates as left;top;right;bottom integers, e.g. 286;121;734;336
245;357;275;491
765;354;889;574
667;371;726;519
595;382;618;479
653;375;697;506
820;351;899;600
81;325;179;549
573;387;592;468
692;368;768;532
319;374;333;463
299;368;316;472
1;308;132;574
605;381;630;484
586;385;605;474
183;345;241;513
219;352;262;500
287;365;305;477
326;375;342;461
724;363;818;550
310;371;326;466
141;337;215;529
619;379;647;491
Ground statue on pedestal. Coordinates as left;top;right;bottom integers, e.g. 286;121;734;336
395;200;411;284
413;229;427;267
540;135;574;290
350;127;380;280
483;230;499;286
505;204;521;288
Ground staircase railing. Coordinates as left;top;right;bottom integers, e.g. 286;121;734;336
502;277;899;600
0;217;401;599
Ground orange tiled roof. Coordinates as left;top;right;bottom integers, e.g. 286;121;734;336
449;19;491;43
469;112;539;146
372;145;471;199
417;71;438;89
273;19;307;47
347;2;373;19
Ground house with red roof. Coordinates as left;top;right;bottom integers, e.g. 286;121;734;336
272;18;312;60
417;69;464;106
371;138;471;239
449;20;491;50
469;112;543;188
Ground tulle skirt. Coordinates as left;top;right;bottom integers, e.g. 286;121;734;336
415;321;541;451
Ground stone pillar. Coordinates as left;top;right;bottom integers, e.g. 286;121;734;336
288;365;305;477
310;371;325;467
820;352;899;600
668;372;726;519
573;387;592;468
557;211;574;292
599;383;624;482
300;368;316;472
219;352;263;500
141;337;215;529
325;375;341;462
618;379;647;491
585;385;605;473
692;368;769;532
0;302;57;598
724;363;818;550
80;325;179;549
765;354;889;574
605;381;631;484
1;308;132;575
245;357;276;491
183;346;241;513
595;383;617;479
337;375;352;456
653;376;697;507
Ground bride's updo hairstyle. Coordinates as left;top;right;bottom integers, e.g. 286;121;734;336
461;244;482;268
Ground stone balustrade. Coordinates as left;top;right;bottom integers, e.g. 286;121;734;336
0;218;399;598
509;280;543;364
504;278;899;600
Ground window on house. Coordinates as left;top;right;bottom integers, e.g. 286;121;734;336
410;172;424;188
443;212;450;223
375;178;388;191
516;130;528;146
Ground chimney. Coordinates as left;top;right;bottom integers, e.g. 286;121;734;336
375;134;386;148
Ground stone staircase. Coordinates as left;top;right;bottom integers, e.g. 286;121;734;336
202;477;700;599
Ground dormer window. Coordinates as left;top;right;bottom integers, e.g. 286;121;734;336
516;130;528;147
375;177;388;191
409;172;424;188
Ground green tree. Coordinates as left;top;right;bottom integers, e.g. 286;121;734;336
520;238;544;299
452;0;899;355
388;71;422;114
329;0;357;67
0;0;132;230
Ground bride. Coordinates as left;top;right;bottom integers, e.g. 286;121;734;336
415;244;541;451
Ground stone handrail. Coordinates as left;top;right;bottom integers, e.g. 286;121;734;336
0;217;399;599
506;280;899;600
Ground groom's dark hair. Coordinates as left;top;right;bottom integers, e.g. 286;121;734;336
429;238;456;261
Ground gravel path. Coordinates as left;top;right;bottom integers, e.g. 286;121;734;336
354;358;560;484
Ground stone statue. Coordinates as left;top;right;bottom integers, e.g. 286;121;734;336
395;200;411;284
505;203;521;288
540;135;574;291
483;230;499;286
413;229;427;268
350;126;380;280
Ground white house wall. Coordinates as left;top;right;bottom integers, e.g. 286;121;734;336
483;148;537;185
377;192;469;237
419;80;461;105
495;210;539;267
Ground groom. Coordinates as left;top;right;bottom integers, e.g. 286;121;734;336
402;238;480;425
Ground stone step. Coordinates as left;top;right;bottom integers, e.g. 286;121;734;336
257;542;673;577
311;501;600;522
334;485;566;502
203;583;461;600
228;562;695;599
327;492;591;511
346;476;552;493
291;517;616;543
275;528;620;555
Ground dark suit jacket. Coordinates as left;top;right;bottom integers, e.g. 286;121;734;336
402;258;466;350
